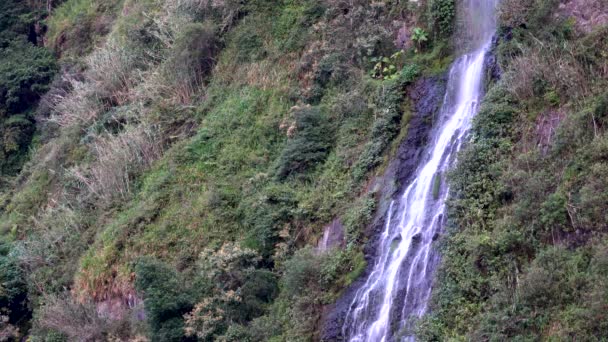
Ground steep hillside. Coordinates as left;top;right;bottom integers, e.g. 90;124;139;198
0;0;456;341
0;0;606;341
420;0;608;340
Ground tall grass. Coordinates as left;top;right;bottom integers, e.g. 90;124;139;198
70;126;162;206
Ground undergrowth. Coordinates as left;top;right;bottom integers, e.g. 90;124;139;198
0;0;463;340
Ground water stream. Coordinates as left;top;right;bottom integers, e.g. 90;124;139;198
341;1;498;341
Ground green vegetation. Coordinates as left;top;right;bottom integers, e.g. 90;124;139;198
418;0;608;339
0;1;57;177
0;0;457;340
274;105;333;180
0;240;29;340
370;51;406;80
352;64;419;184
135;258;197;341
428;0;456;37
2;0;605;340
46;0;123;56
411;27;429;52
0;4;57;335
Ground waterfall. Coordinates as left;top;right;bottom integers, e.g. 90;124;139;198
341;1;498;341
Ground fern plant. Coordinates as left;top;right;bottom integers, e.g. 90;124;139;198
370;51;405;80
411;27;429;52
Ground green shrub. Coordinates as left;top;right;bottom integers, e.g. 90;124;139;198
162;22;219;97
135;257;196;342
242;184;298;258
219;324;253;342
539;191;569;231
0;39;57;174
231;20;266;63
274;106;333;180
342;193;376;245
370;51;406;80
46;0;122;55
320;248;367;289
351;65;419;183
428;0;456;37
238;269;279;321
0;240;29;333
306;53;350;103
272;0;325;52
196;242;278;322
411;28;429;52
282;247;322;298
575;162;608;230
0;0;35;42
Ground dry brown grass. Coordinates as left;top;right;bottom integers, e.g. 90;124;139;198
502;47;588;101
38;294;143;341
47;76;104;127
86;42;141;105
225;58;296;92
498;0;536;28
48;41;142;128
69;126;162;206
559;0;608;33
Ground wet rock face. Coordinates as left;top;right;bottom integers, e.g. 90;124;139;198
321;73;447;341
393;75;448;196
317;219;346;252
484;35;501;84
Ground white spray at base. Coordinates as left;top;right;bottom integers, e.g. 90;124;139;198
341;1;498;341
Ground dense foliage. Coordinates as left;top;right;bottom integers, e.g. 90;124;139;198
0;0;606;341
0;1;56;176
419;0;608;339
0;0;451;340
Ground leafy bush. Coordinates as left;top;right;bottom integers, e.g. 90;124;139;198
135;257;196;342
0;39;57;174
0;0;35;42
0;40;56;114
306;53;351;103
428;0;456;37
162;22;219;103
351;65;419;183
197;242;278;320
231;20;266;63
411;28;429;51
370;51;405;80
242;184;298;258
46;0;121;55
0;241;29;337
272;0;325;52
342;193;376;246
183;243;278;340
282;248;323;299
219;324;253;342
274;105;333;180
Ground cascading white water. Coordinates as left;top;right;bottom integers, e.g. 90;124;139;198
341;1;498;341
